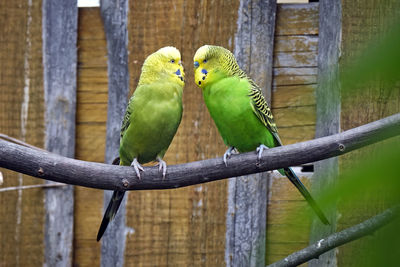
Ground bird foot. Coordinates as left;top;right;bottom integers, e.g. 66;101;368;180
256;144;269;160
223;146;235;167
156;156;167;180
130;158;144;179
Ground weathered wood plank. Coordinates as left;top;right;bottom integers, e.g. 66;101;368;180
272;105;316;126
275;3;319;36
273;75;316;87
274;51;317;68
99;0;130;266
274;35;318;52
227;1;276;266
273;67;317;87
274;67;317;76
277;125;316;145
74;8;108;266
77;68;109;85
77;91;108;104
309;1;341;267
42;0;77;265
0;0;45;265
272;84;316;108
76;104;108;123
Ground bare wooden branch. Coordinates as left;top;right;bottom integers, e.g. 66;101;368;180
0;113;399;191
267;206;400;267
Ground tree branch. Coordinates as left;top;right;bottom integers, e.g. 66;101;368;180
267;205;400;267
0;113;399;191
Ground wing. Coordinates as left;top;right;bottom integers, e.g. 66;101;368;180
248;80;283;146
120;95;134;139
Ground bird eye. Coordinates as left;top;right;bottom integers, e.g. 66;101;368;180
170;59;175;63
203;59;208;63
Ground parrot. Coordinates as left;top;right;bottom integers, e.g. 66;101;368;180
193;45;329;225
97;46;185;241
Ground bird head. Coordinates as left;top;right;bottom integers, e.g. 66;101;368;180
193;45;240;89
140;46;185;86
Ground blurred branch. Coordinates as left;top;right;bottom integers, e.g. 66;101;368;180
0;133;46;151
0;183;65;192
267;205;400;267
0;113;399;191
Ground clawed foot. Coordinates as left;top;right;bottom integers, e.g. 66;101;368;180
256;144;269;160
156;156;167;180
130;158;144;179
223;146;235;167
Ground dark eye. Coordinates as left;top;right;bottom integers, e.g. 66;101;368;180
203;59;208;63
170;59;175;63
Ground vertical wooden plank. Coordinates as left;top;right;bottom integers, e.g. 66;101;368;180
338;0;400;266
74;7;108;266
99;0;130;266
309;0;341;266
42;0;77;265
0;0;45;265
227;1;276;266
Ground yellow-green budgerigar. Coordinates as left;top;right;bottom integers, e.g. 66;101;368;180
97;46;185;241
193;45;329;225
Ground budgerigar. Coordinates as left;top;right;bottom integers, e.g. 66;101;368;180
97;46;185;241
193;45;329;225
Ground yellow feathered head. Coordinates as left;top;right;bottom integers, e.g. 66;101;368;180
193;45;241;89
140;46;185;86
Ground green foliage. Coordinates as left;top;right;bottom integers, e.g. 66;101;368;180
323;18;400;266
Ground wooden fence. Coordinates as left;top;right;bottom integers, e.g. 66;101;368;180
1;0;399;266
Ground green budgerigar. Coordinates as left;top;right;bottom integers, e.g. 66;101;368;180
97;46;185;241
193;45;329;225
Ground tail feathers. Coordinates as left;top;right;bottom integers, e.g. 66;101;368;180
97;190;125;241
281;167;330;225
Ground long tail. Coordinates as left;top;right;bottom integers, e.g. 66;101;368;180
97;157;125;241
97;190;125;241
281;167;330;225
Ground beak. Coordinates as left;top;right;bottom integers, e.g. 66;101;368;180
175;68;184;82
194;61;199;69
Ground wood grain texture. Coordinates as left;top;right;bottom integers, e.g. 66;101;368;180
267;3;319;264
100;0;130;266
272;3;319;146
125;0;238;266
266;173;311;265
275;3;319;36
309;1;341;266
42;0;77;265
338;0;400;266
227;1;276;266
74;8;108;267
0;0;45;266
